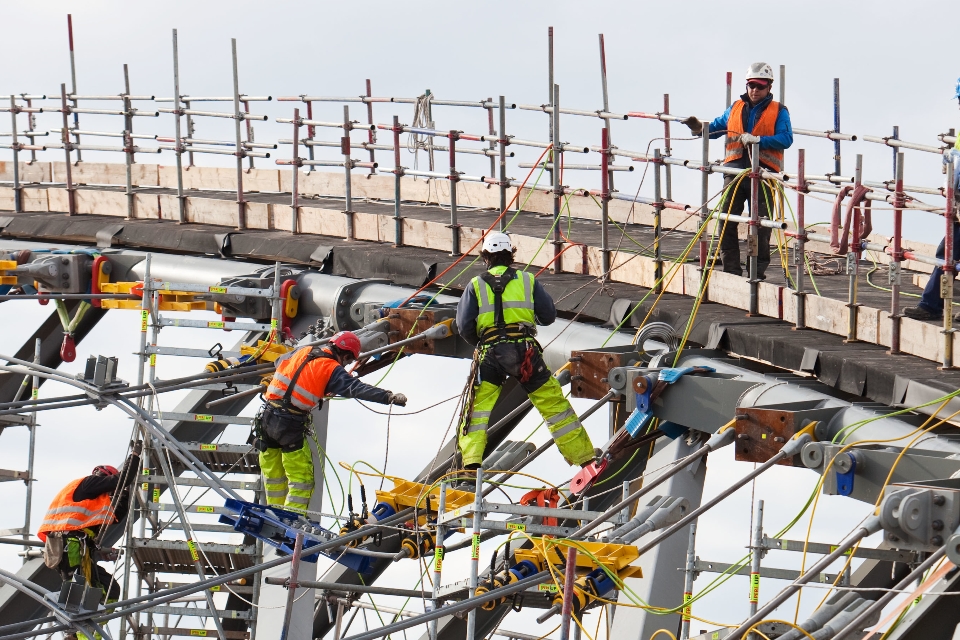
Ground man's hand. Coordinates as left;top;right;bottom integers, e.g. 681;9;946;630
681;116;703;135
388;392;407;407
739;133;761;146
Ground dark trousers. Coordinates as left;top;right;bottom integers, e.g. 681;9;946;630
718;173;772;277
918;221;960;316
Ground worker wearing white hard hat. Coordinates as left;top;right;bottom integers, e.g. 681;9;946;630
681;62;794;278
455;232;598;472
902;78;960;322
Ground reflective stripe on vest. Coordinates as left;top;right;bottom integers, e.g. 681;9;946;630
264;347;339;412
38;478;116;542
724;99;783;172
472;266;536;333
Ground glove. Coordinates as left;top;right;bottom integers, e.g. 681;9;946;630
681;116;703;135
943;148;960;166
739;133;761;145
388;392;407;407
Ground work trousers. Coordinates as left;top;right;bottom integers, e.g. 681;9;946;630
259;439;314;514
458;340;595;467
718;172;773;278
918;221;960;316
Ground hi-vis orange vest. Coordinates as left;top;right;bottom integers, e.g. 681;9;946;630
724;99;783;172
38;478;116;542
264;347;339;412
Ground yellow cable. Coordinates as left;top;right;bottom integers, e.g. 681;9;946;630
808;404;960;613
792;397;958;621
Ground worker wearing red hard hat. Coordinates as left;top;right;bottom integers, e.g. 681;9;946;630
37;464;126;604
682;62;793;279
258;330;406;514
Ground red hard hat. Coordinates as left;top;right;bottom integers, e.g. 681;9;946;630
93;465;120;477
329;331;361;360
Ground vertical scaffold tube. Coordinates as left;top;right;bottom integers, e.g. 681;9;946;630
366;79;376;175
123;64;134;220
598;34;613;277
747;500;764;634
944;156;956;369
291;108;300;235
9;96;21;213
890;153;904;354
59;84;76;216
393;115;403;247
748;142;760;315
653;148;663;293
559;546;578;640
601;127;611;279
429;481;448;640
231;38;246;230
344;105;355;241
846;155;863;342
699;121;710;272
66;14;82;162
279;532;304;640
449;130;461;256
172;29;186;224
833;78;842;176
552;83;562;273
465;469;484;640
664;93;673;201
795;150;807;329
498;96;508;233
680;523;696;640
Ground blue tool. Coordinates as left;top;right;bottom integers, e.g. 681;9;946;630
835;453;857;497
220;499;377;573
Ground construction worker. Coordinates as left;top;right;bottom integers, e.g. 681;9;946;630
37;465;125;603
903;78;960;322
682;62;794;278
456;233;597;471
257;331;407;514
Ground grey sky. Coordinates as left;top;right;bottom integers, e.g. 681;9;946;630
0;1;950;636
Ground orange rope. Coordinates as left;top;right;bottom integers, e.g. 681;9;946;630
396;146;551;308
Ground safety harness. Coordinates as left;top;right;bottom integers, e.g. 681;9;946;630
271;348;337;413
476;268;536;383
256;348;337;451
477;268;535;346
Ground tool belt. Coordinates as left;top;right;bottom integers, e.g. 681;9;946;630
478;323;536;346
256;403;311;453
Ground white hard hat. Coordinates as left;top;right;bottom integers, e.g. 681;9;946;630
481;232;513;253
745;62;775;82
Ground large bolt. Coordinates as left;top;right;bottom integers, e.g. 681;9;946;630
933;494;946;506
932;535;944;546
933;520;944;531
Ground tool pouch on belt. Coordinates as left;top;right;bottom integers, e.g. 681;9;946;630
260;405;310;453
255;346;325;453
43;532;64;570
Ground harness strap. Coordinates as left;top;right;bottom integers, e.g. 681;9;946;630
478;267;517;333
281;349;336;411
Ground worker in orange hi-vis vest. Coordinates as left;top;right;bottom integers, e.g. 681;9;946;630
38;465;127;609
257;330;407;514
682;62;794;279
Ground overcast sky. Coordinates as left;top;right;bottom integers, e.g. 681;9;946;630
0;1;953;638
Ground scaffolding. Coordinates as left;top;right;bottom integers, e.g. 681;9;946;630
5;13;960;640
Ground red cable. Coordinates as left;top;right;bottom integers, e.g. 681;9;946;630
397;146;551;307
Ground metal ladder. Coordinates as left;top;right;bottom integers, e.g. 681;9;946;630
118;256;290;640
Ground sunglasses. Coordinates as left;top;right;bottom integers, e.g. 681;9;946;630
747;82;770;90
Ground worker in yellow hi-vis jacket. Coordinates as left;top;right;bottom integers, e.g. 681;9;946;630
455;233;597;471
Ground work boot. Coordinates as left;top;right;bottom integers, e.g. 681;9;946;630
902;306;941;321
453;468;479;491
720;250;743;276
